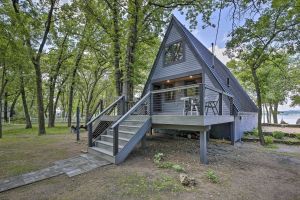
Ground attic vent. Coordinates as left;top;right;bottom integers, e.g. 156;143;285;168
227;78;230;87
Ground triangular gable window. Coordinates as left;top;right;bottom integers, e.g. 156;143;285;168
164;40;184;66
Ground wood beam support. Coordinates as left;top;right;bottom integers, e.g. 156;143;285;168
199;130;208;164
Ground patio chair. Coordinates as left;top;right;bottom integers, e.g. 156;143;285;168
181;97;191;115
205;96;219;115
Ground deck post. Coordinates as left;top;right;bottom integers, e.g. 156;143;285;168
230;121;236;145
88;122;93;147
199;84;205;115
199;131;208;164
76;106;80;141
113;125;119;156
141;134;146;149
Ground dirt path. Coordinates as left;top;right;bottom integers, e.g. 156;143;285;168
1;135;300;200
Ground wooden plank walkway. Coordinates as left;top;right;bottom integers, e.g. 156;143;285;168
0;154;111;193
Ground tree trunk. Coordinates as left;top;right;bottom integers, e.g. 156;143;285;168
48;34;68;128
10;92;20;118
67;47;85;127
112;0;122;96
33;62;46;134
20;70;32;129
272;102;278;124
264;104;270;123
48;81;55;127
269;104;273;124
251;67;265;145
85;101;91;124
123;0;139;106
0;65;8;138
0;95;2;138
4;92;8;122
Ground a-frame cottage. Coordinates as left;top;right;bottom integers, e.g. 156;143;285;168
87;16;258;164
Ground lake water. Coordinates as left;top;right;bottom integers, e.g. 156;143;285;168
262;113;300;124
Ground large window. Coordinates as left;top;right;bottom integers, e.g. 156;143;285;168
164;41;184;65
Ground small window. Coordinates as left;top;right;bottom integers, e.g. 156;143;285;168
164;83;175;101
164;41;184;65
227;78;230;87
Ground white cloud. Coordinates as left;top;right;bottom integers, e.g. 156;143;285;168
208;45;230;64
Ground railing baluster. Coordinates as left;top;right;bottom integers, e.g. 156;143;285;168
88;122;93;147
113;124;119;156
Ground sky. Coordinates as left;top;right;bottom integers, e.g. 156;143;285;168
173;10;300;112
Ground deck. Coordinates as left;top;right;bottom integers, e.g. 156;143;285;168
152;115;234;131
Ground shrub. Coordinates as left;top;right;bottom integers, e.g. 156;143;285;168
172;164;185;172
153;153;185;172
206;169;219;183
157;162;173;169
296;134;300;140
252;128;259;137
264;136;274;145
153;153;164;164
272;131;285;139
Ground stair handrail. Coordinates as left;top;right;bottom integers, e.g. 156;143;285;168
87;95;124;126
111;92;151;129
111;92;150;156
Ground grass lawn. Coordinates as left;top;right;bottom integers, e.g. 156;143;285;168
0;129;300;199
0;124;86;179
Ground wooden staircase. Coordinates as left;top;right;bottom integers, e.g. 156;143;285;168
87;93;151;164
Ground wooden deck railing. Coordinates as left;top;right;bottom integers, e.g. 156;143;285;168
111;92;151;156
87;96;125;147
151;83;233;116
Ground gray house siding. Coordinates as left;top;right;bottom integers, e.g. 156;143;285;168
234;112;258;141
141;16;258;143
151;24;203;82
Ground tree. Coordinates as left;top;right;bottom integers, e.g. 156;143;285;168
226;1;300;144
10;0;57;135
228;54;297;124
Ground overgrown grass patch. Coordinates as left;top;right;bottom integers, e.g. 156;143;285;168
272;131;285;139
264;136;274;145
118;173;185;198
0;123;82;179
153;153;185;172
206;169;220;183
2;123;70;136
264;144;278;149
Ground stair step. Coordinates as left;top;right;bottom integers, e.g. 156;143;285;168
123;119;145;122
88;147;114;163
95;140;123;150
101;134;130;146
121;119;146;126
119;124;141;132
106;129;136;139
101;134;130;141
119;125;141;128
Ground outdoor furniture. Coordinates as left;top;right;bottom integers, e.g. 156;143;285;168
205;96;219;115
180;97;191;115
180;96;199;116
190;97;199;115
